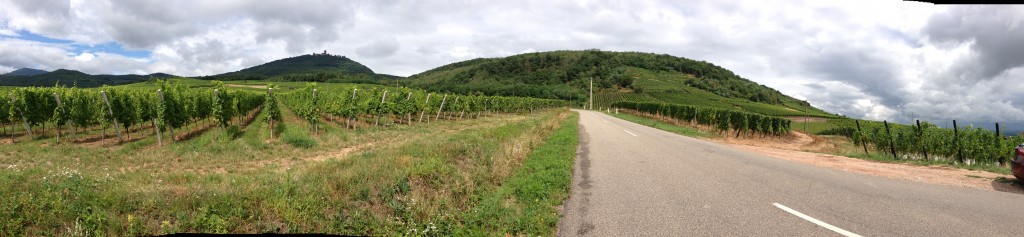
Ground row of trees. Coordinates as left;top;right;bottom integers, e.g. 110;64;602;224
612;101;792;137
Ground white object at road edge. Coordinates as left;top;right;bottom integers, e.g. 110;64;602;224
772;203;863;237
623;130;638;137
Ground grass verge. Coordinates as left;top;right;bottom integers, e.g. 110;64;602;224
605;112;712;138
459;112;579;236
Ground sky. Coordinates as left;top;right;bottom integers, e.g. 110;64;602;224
1;0;1023;133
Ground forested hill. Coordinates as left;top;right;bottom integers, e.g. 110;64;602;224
410;50;794;103
408;49;833;117
201;53;400;82
0;69;176;87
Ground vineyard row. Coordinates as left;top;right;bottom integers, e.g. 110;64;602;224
0;81;569;145
822;119;1024;166
612;101;792;137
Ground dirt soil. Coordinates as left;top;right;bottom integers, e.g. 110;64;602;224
712;131;1023;194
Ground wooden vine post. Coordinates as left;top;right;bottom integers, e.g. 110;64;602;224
54;93;77;142
312;89;318;134
100;91;123;143
405;92;413;125
375;90;387;127
348;88;357;129
448;96;459;120
435;94;448;121
883;120;897;160
996;122;1003;166
419;93;431;123
10;93;33;138
267;88;274;139
916;120;927;161
954;120;963;163
158;89;174;142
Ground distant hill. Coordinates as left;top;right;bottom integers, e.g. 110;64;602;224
3;68;48;76
200;53;401;83
0;69;177;87
408;49;834;117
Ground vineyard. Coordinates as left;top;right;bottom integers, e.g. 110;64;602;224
820;118;1024;167
0;81;264;145
612;101;792;137
591;92;662;110
0;81;567;146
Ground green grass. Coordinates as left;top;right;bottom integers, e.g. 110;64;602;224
605;111;712;138
0;95;579;236
791;120;841;134
461;112;578;235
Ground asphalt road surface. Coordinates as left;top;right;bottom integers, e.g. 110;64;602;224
558;109;1024;236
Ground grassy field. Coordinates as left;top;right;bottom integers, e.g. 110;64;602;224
0;89;580;236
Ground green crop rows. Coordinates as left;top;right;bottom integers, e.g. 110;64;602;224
613;101;792;137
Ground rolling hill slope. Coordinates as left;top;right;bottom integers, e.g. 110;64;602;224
0;69;176;87
408;50;834;117
3;68;48;76
200;53;401;82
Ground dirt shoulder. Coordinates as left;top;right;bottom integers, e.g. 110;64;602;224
709;131;1022;194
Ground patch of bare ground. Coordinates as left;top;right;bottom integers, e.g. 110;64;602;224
715;130;1021;194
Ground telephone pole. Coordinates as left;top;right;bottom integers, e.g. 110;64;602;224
589;77;593;110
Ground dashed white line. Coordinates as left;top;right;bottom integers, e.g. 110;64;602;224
623;130;638;137
773;203;862;237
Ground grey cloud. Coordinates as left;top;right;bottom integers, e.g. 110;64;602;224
100;0;198;49
356;37;400;58
803;83;826;90
802;45;907;108
924;6;1024;82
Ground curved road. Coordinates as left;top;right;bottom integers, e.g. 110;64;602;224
558;109;1024;236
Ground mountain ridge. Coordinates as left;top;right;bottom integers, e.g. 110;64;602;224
0;68;177;87
3;68;48;76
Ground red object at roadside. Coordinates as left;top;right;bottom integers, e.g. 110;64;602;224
1013;146;1024;181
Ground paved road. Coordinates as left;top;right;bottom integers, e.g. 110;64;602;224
558;109;1024;236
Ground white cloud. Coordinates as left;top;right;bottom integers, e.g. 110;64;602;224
74;52;94;61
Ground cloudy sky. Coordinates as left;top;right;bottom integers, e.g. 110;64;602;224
1;0;1023;132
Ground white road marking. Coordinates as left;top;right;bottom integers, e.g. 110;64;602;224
623;130;638;137
773;203;862;237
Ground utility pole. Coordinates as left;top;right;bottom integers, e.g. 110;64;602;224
589;77;593;110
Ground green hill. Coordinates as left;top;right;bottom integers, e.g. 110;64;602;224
408;50;834;117
3;68;48;76
201;53;401;83
0;69;176;87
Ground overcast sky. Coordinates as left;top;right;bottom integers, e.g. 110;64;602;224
1;0;1023;132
